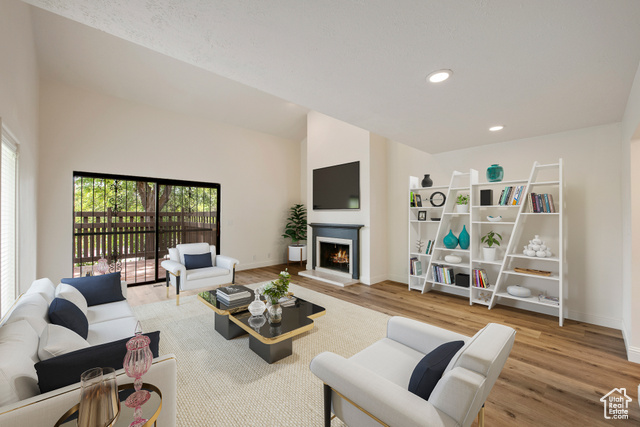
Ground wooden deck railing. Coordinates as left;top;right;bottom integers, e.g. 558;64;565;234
73;209;217;264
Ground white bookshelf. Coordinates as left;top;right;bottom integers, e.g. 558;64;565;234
407;183;448;292
421;171;475;298
409;160;565;326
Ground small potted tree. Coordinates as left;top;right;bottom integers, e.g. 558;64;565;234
481;230;502;262
282;204;307;264
456;194;469;213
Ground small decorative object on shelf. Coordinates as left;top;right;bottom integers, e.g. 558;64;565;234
430;191;446;207
418;211;427;221
261;270;291;324
443;230;459;249
415;194;423;207
421;174;433;188
123;322;153;427
480;189;493;205
248;292;266;316
487;215;502;222
458;225;470;250
78;367;119;427
514;267;552;276
522;235;552;257
444;254;462;264
456;194;469;213
486;164;504;182
538;294;560;305
477;291;491;303
507;285;531;297
481;230;502;262
430;217;441;221
416;239;425;253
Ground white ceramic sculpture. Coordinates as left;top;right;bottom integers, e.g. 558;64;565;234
507;285;532;297
444;254;462;264
523;235;552;258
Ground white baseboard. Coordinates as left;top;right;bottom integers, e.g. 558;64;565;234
567;310;622;330
621;321;640;364
236;259;287;271
388;273;407;284
368;274;388;285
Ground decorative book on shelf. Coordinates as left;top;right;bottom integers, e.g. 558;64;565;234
528;193;555;213
497;185;526;206
432;264;455;284
472;268;490;288
425;240;435;255
410;257;423;276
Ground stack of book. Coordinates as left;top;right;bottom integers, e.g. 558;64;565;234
216;285;252;305
472;268;490;288
409;257;423;276
432;264;454;284
497;186;525;206
424;240;435;255
528;193;556;213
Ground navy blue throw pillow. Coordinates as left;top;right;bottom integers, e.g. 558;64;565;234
35;331;160;393
48;298;89;339
184;253;213;270
61;272;124;306
408;340;465;400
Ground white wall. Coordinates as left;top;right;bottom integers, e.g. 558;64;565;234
369;134;388;283
0;0;39;293
386;140;434;282
37;80;301;281
387;124;621;328
306;111;379;284
621;60;640;362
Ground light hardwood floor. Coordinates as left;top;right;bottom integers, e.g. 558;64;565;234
128;264;640;426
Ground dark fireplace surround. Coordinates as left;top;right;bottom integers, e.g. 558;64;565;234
309;223;363;280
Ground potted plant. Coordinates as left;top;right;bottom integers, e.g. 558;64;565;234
260;270;291;323
481;230;502;262
456;194;470;213
282;204;307;263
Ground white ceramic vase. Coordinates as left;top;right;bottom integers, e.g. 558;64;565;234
456;204;469;214
482;247;497;262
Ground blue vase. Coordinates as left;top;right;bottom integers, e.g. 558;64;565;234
458;225;470;250
486;164;504;182
443;230;459;249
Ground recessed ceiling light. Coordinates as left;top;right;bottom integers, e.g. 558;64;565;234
427;69;452;83
489;125;505;132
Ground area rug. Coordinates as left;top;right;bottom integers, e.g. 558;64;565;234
132;283;391;426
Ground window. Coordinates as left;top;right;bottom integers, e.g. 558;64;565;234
73;172;220;285
1;127;18;317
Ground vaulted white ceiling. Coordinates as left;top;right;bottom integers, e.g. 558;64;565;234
24;0;640;153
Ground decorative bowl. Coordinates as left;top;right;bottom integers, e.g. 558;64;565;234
487;216;503;222
507;285;531;298
430;217;441;221
444;255;462;264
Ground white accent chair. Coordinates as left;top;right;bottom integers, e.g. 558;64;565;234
161;243;239;305
310;317;516;427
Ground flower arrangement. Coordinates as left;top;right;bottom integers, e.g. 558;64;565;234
261;270;291;305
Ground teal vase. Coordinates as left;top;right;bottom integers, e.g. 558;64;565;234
486;164;504;182
458;225;470;250
443;230;459;249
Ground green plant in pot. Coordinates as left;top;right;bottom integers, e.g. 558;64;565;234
481;230;502;262
282;204;307;263
456;194;470;213
261;270;291;323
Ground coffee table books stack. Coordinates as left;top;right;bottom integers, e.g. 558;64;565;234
216;285;252;304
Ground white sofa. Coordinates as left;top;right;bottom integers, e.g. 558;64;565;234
310;317;516;427
161;243;239;305
0;278;177;426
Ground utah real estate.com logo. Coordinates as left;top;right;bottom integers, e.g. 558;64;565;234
600;388;632;420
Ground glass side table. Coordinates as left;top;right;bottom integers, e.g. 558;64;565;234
55;383;162;427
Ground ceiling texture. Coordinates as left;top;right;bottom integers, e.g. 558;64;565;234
24;0;640;153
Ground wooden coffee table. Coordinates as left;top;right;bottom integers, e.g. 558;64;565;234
198;288;325;363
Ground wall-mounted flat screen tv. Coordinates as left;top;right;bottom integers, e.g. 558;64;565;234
313;161;360;210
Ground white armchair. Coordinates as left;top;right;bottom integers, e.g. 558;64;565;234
310;317;516;427
161;243;239;305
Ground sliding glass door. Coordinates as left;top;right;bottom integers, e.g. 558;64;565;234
73;172;220;285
